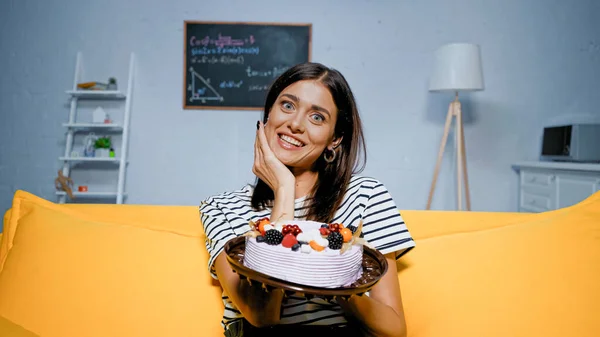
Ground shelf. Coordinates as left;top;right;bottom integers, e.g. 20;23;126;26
55;191;126;198
59;157;120;162
59;52;135;205
66;90;126;99
63;123;123;130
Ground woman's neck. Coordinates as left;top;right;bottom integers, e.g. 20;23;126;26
292;169;318;200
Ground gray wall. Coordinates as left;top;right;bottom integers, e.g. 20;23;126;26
1;0;599;229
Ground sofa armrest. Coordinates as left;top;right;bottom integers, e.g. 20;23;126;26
2;209;11;234
0;315;39;337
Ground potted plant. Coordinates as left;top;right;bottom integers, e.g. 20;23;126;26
94;136;112;157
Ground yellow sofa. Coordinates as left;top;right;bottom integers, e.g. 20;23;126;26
0;189;599;337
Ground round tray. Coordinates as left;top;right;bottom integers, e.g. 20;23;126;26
223;236;388;300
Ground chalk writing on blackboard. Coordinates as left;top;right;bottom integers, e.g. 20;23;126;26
183;21;311;110
187;68;224;104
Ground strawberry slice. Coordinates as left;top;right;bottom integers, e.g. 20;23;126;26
281;234;298;248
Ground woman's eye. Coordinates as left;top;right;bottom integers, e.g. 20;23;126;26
282;102;294;110
311;114;325;123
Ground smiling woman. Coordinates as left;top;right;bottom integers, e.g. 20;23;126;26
199;62;415;337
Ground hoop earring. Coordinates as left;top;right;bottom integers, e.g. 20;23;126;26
323;148;337;163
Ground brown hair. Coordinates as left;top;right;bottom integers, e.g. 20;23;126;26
251;62;366;222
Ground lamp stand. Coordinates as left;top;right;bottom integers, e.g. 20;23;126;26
426;92;471;211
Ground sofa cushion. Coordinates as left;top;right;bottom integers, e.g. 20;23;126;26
398;191;600;337
0;190;224;337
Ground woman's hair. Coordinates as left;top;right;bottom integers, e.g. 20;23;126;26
251;62;367;222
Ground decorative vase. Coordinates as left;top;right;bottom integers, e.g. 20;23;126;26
83;133;97;157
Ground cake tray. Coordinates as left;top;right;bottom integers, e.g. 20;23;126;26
223;236;388;300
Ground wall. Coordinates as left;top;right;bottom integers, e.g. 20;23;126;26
1;0;599;228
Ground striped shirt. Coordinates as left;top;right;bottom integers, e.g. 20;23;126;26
199;175;415;332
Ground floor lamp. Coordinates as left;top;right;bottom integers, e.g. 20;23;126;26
426;43;484;211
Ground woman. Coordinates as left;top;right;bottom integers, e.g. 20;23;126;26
199;62;415;337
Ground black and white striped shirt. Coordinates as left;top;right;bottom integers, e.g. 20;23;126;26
199;175;415;332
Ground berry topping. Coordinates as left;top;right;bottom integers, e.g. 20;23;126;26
256;217;270;226
340;228;353;243
327;232;343;250
281;233;298;248
291;243;301;251
328;223;342;232
264;229;284;245
282;224;303;236
321;224;329;228
281;225;294;236
256;236;265;243
319;227;330;236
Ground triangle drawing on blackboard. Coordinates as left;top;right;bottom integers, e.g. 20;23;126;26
188;67;225;104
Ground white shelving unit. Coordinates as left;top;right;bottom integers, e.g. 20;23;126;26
513;161;600;212
58;52;135;204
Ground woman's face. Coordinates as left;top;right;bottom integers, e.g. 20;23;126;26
264;80;340;171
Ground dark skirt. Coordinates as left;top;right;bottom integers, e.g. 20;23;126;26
225;318;365;337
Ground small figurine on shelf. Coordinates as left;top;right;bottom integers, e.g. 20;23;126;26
94;136;112;158
55;170;75;199
107;77;118;91
104;113;112;124
93;107;107;124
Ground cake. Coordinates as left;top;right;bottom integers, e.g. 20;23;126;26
243;218;367;288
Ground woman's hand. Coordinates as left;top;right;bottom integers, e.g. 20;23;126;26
337;253;408;337
214;252;285;327
253;120;295;192
253;120;296;221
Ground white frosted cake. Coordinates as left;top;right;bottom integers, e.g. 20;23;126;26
243;219;366;288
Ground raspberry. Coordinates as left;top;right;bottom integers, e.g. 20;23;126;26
282;224;302;236
328;223;342;232
282;225;294;236
264;229;284;245
327;232;343;250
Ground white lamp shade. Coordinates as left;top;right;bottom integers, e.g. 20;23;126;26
429;43;484;92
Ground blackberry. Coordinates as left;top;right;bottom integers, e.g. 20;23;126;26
346;225;364;238
264;229;284;245
256;236;265;243
327;232;343;250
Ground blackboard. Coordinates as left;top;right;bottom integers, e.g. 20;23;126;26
183;21;312;110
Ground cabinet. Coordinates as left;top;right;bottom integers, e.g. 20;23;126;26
57;52;135;204
513;161;600;212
